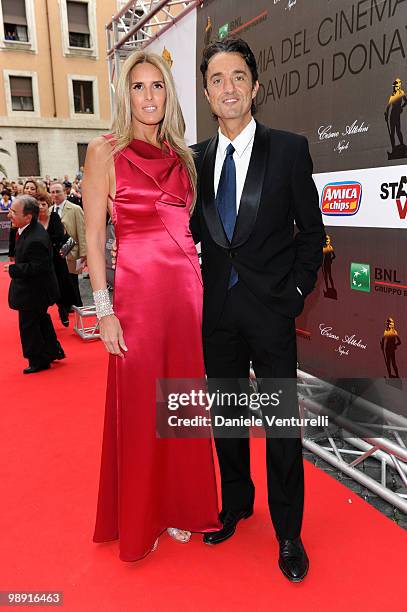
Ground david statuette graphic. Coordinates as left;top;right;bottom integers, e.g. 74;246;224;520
204;16;213;47
380;317;402;379
161;47;173;68
385;78;407;160
322;234;337;300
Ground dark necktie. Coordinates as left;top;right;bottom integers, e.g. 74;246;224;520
216;143;238;288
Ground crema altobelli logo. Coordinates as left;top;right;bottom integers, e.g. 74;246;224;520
320;181;362;216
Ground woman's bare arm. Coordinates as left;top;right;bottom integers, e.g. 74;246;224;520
82;137;127;357
82;137;112;292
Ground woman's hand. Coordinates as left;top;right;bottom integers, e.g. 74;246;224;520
99;314;128;358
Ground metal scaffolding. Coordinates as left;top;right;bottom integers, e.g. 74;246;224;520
106;0;201;113
298;370;407;513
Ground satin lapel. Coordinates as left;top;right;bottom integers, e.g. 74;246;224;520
60;201;71;221
200;134;229;249
232;121;269;248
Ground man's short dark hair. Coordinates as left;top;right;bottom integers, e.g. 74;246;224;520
200;38;259;114
17;195;39;221
50;181;64;190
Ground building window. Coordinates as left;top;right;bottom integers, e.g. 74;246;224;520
60;0;96;58
9;76;33;111
16;143;40;176
77;143;88;168
72;80;93;114
68;74;98;118
1;0;28;42
67;1;90;48
4;70;39;116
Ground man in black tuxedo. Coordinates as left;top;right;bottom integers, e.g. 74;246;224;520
5;195;65;374
191;39;325;582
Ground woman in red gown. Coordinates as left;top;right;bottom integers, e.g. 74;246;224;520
83;51;220;561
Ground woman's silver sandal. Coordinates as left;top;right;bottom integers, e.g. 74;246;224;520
167;528;191;543
151;538;159;552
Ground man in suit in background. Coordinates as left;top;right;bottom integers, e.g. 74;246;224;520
191;38;325;582
50;182;87;307
4;195;65;374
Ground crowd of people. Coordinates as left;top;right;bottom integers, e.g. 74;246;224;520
0;169;84;211
2;171;87;373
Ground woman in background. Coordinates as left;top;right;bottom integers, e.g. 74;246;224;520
37;192;75;327
23;179;42;198
0;188;12;211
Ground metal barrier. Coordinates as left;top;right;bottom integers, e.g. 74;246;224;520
73;305;100;340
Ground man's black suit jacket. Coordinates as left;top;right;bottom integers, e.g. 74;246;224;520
8;220;59;311
190;121;325;335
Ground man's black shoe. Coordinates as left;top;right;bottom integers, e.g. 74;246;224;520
203;508;253;545
23;363;51;374
58;306;69;327
278;537;309;582
51;342;66;361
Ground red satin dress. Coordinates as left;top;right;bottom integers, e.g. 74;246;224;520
93;138;220;561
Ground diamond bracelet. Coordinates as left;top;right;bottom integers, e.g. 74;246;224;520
93;288;114;320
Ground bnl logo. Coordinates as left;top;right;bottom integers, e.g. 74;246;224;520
351;263;404;293
350;263;370;292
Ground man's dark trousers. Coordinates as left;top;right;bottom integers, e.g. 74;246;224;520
18;308;59;367
192;122;325;541
204;280;304;540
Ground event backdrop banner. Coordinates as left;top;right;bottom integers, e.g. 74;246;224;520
195;0;406;383
148;8;197;144
196;0;407;171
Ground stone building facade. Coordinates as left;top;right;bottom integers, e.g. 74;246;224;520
0;0;118;180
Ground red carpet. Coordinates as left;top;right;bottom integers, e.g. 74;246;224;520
1;272;406;611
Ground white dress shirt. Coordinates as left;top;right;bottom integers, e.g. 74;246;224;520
214;117;256;212
213;117;303;297
18;223;30;235
53;200;67;217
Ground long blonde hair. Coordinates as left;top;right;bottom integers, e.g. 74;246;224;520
112;50;197;211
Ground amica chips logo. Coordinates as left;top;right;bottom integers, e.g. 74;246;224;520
350;263;370;292
321;181;362;216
